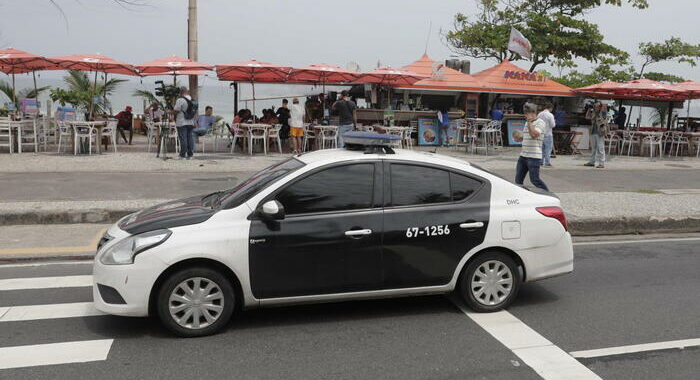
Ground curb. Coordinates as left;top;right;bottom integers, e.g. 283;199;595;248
1;209;136;226
569;216;700;236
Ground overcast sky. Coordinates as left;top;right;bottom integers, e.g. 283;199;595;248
1;0;698;80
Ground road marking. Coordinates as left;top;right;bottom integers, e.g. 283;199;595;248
574;236;700;246
0;261;93;268
0;339;113;370
0;275;93;291
0;227;106;256
453;301;601;379
570;338;700;359
0;302;104;322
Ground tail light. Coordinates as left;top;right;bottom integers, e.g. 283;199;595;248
536;206;568;231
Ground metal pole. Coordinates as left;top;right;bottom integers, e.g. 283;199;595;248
187;0;199;100
233;82;238;115
88;70;98;119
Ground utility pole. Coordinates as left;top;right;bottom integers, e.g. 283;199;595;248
187;0;198;100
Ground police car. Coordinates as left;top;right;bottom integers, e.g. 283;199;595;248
93;133;573;337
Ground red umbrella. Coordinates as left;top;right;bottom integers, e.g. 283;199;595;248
0;48;59;110
141;69;208;86
611;79;685;97
673;80;700;119
50;54;139;117
355;67;426;86
355;67;426;108
215;60;292;115
288;64;359;116
136;56;213;74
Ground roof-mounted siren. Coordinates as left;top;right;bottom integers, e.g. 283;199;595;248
342;131;400;154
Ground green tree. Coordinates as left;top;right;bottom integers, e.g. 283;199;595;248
445;0;648;72
637;37;700;77
48;70;127;113
0;81;50;109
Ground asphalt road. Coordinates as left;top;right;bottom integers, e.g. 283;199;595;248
0;238;698;379
2;168;700;202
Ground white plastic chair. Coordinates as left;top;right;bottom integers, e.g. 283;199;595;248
319;126;339;149
640;132;663;159
267;124;283;154
146;122;158;152
247;124;268;155
56;121;73;154
101;120;118;153
302;127;316;152
230;123;249;154
16;120;38;153
0;120;12;153
604;132;621;155
670;131;690;157
72;123;97;155
620;131;640;156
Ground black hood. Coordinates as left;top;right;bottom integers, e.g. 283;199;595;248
119;195;217;235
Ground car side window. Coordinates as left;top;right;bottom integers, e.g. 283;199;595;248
450;172;482;201
390;164;451;206
276;164;375;215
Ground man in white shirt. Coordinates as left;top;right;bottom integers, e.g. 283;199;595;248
514;103;549;191
538;102;556;167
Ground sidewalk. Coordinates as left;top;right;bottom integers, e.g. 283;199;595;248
1;146;699;236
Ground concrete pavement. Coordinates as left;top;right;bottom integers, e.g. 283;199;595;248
0;237;698;379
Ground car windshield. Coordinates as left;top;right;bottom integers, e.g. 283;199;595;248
215;158;305;209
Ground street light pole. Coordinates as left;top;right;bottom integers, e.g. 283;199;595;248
187;0;198;100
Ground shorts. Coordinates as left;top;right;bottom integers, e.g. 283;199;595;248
290;127;304;137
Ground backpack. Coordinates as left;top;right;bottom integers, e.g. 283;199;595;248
180;96;198;120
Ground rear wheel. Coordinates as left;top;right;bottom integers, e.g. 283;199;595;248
458;252;521;312
156;267;235;337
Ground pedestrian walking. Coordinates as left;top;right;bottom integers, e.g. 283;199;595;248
332;90;356;148
170;87;197;160
289;98;305;154
585;101;608;168
514;103;549;191
437;106;450;146
538;102;556;167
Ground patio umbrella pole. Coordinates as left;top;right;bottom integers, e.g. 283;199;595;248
252;81;256;118
12;73;16;112
103;73;108;114
89;70;98;119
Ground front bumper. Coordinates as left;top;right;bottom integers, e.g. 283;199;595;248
92;249;168;317
521;232;574;282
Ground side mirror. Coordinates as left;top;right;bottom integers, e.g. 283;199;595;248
257;200;285;220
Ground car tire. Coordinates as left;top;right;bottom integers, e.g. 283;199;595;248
458;252;521;312
156;266;235;337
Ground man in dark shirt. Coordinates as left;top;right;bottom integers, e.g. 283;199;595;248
332;90;356;148
115;106;133;145
276;99;291;140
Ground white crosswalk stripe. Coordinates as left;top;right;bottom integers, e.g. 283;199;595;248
0;339;113;370
0;302;105;322
0;275;93;291
0;263;113;371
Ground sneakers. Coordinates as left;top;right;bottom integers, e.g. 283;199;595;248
596;164;605;168
186;156;193;160
584;162;595;167
543;164;553;168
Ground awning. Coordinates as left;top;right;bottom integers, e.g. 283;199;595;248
394;54;484;93
471;60;575;97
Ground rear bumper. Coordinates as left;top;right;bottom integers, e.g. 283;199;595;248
521;232;574;282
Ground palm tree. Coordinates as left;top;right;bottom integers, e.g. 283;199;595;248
62;70;127;114
0;80;50;109
133;89;164;109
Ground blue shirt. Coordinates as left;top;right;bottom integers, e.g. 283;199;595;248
195;115;216;131
490;109;504;121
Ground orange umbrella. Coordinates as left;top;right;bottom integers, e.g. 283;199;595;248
141;69;208;86
288;64;359;115
0;48;59;109
215;60;292;115
356;67;426;108
50;54;138;117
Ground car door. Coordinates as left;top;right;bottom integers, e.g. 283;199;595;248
381;161;491;289
248;162;384;299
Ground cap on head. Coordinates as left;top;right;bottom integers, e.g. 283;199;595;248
125;106;132;111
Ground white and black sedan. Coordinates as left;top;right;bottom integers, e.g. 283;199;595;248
93;138;573;337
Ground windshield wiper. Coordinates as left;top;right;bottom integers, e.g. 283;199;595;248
202;191;223;207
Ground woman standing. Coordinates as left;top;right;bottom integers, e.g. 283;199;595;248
289;98;305;154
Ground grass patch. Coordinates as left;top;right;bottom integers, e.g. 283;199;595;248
633;189;663;194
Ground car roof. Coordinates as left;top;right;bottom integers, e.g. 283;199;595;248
296;148;473;170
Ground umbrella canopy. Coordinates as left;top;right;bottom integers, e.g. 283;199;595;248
0;48;59;73
610;79;685;97
141;70;207;77
355;67;426;86
288;64;359;84
215;59;291;82
395;53;484;92
471;60;574;96
674;80;700;98
575;81;620;93
50;54;138;76
136;56;213;74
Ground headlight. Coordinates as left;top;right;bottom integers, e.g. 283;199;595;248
99;229;171;265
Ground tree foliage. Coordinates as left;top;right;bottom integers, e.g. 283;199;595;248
0;81;50;108
638;37;700;76
445;0;648;72
49;70;126;113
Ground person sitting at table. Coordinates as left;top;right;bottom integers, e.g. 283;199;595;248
613;106;627;130
276;99;291;143
145;102;164;123
193;106;216;142
115;106;133;145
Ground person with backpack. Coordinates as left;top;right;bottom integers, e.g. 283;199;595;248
170;87;198;160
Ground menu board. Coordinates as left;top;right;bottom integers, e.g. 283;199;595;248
418;118;439;146
506;118;526;146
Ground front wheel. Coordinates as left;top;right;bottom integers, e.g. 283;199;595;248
458;252;521;312
156;267;235;337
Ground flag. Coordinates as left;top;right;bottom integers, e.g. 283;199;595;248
508;27;532;60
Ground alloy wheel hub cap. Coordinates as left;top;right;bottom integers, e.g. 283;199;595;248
168;277;224;329
470;260;513;306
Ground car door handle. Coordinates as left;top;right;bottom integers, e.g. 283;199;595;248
460;222;484;229
345;229;372;237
